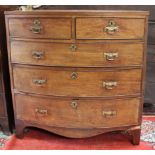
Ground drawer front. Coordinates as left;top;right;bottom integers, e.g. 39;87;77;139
15;94;140;128
11;41;143;67
0;94;5;117
13;67;141;97
76;18;145;39
8;18;71;39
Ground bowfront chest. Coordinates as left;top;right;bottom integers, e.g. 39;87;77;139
5;10;149;144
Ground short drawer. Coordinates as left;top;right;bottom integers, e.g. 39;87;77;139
8;18;72;39
11;41;143;67
13;67;141;97
76;18;145;39
15;94;140;128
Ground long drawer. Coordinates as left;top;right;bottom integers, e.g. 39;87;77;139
8;18;72;39
13;66;142;97
11;41;143;67
76;18;145;39
15;94;140;128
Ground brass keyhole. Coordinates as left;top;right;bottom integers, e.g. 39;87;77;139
71;72;78;80
69;44;77;52
33;19;41;25
70;101;78;109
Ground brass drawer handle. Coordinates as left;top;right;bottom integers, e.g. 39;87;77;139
71;72;78;80
103;81;117;90
102;110;117;118
30;19;42;34
32;51;44;60
35;108;48;115
69;44;77;52
104;21;119;34
70;101;78;109
104;52;118;61
32;79;47;86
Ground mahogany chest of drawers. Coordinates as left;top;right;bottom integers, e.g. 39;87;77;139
5;10;148;144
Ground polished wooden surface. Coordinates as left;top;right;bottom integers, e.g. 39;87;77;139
13;66;141;97
15;94;140;128
11;41;144;67
5;10;149;17
5;10;148;145
76;18;145;40
1;5;154;115
9;18;72;39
